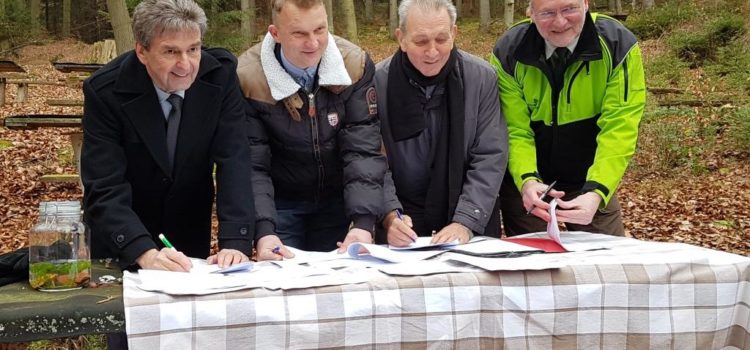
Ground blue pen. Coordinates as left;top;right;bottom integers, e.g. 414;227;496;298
271;245;281;255
395;209;416;243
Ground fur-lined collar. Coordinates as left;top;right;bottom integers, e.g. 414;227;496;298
260;32;352;101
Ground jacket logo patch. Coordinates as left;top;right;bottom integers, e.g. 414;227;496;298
366;87;378;115
327;112;339;127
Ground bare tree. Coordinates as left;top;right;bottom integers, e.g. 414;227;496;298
389;0;397;39
504;0;514;28
479;0;490;32
106;0;135;55
456;0;462;18
364;0;373;22
30;0;40;29
62;0;71;36
324;0;334;34
643;0;655;9
341;0;358;43
241;0;256;44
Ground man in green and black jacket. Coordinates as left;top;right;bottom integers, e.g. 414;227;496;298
491;0;645;236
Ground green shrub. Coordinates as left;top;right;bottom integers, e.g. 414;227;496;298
643;51;691;88
707;14;747;45
667;13;747;67
626;1;698;40
704;41;750;94
725;107;750;156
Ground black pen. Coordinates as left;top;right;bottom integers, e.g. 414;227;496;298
526;180;557;215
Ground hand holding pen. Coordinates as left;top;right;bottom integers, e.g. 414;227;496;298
522;180;564;220
134;233;192;271
384;209;418;247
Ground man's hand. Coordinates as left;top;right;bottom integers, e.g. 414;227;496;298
136;248;192;272
432;222;472;244
555;192;602;225
256;235;295;261
382;210;418;247
206;249;249;268
521;180;565;221
337;228;372;253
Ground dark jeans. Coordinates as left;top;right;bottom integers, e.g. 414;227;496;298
275;197;350;251
499;176;625;237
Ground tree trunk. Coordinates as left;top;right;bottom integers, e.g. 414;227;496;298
456;0;462;18
614;0;622;14
363;0;373;22
643;0;655;9
388;0;397;39
0;0;6;19
62;0;71;36
479;0;490;32
241;0;256;45
341;0;358;44
608;0;616;12
504;0;514;28
30;0;40;29
324;0;334;34
106;0;135;55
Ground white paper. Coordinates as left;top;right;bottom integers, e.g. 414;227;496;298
547;199;563;246
347;242;445;263
443;251;568;271
389;237;459;250
377;259;481;276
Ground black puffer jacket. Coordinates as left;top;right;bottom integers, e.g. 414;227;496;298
237;34;386;240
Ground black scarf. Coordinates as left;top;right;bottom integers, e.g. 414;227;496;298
387;48;466;235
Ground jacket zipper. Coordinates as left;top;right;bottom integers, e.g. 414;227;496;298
307;89;324;202
622;58;629;102
566;62;587;104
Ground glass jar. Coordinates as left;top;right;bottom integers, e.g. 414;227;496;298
28;201;91;291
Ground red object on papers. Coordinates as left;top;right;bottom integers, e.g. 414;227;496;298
502;237;568;253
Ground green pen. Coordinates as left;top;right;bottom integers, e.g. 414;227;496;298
158;233;174;249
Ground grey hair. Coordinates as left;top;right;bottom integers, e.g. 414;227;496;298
132;0;208;49
398;0;457;33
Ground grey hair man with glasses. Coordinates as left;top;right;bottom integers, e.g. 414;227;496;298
491;0;646;236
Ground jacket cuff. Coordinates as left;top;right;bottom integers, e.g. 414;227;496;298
218;221;253;256
122;236;158;269
352;214;377;235
451;212;483;235
253;220;276;244
581;181;610;206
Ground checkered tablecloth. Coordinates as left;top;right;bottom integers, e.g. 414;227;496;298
123;234;750;349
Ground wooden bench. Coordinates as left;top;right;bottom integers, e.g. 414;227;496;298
46;98;84;106
52;62;103;73
7;79;66;103
4;114;83;184
0;60;26;105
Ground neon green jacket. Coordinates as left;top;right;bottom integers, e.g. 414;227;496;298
490;12;645;205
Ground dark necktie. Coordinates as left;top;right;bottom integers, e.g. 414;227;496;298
551;47;570;71
166;94;182;172
549;47;570;85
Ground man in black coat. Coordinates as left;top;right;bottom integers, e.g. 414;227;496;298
81;0;254;273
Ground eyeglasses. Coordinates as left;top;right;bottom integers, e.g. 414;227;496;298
533;6;582;21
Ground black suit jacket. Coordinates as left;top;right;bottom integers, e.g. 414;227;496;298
81;48;254;268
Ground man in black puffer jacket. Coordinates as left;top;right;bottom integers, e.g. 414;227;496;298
237;0;386;259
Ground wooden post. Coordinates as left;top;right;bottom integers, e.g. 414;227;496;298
15;83;28;102
70;132;83;188
0;77;5;105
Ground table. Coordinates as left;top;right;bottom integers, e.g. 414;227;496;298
122;233;750;349
0;263;125;342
